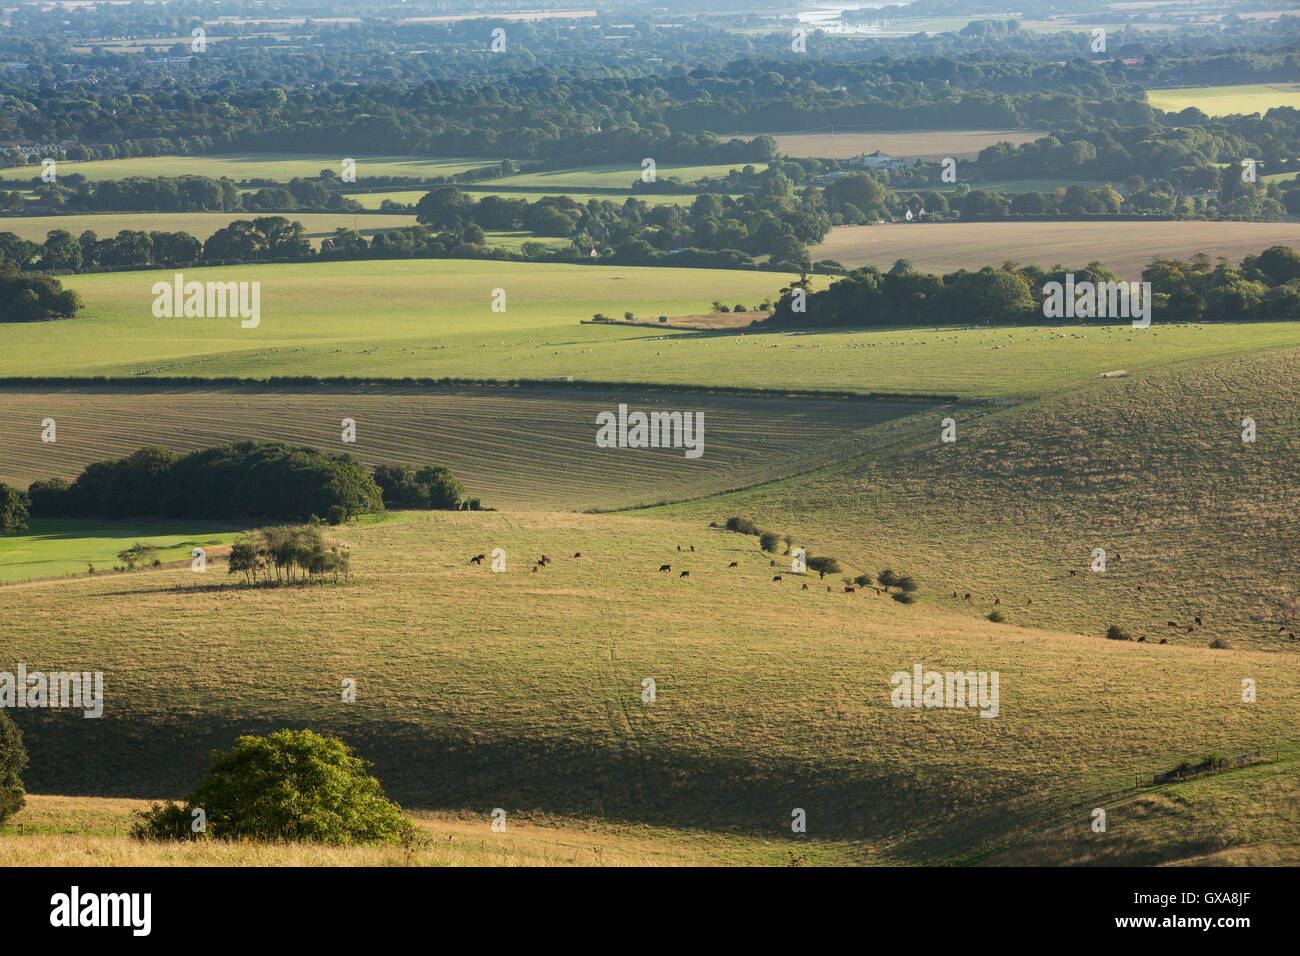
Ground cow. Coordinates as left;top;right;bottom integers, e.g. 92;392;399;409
659;564;671;572
953;590;958;598
1186;625;1194;633
573;552;582;558
1136;586;1142;593
802;583;809;590
1027;598;1034;605
964;592;972;601
539;555;551;565
728;561;739;568
680;571;690;579
1137;636;1146;643
994;597;1000;606
690;545;695;552
469;554;485;565
1194;616;1202;626
677;545;682;552
772;575;782;582
1068;570;1078;577
1159;638;1167;645
826;585;832;593
770;559;777;567
1167;621;1178;628
844;586;856;594
531;565;538;573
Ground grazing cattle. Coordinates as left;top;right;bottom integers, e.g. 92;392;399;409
1290;632;1296;641
469;554;485;565
994;597;1000;606
659;564;671;572
1167;621;1178;628
953;590;958;598
827;585;832;592
802;583;809;590
1186;626;1195;634
1136;586;1142;593
1194;616;1202;626
680;571;690;579
531;565;538;573
964;592;972;601
844;586;856;594
690;545;695;552
677;545;682;552
770;559;777;567
772;575;782;582
1027;598;1034;605
1137;636;1146;643
874;588;882;595
1159;638;1167;645
539;555;552;565
1068;570;1078;577
728;561;739;568
573;552;582;558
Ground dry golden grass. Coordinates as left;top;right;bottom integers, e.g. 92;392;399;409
751;129;1044;161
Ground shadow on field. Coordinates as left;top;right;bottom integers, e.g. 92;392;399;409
13;708;1035;861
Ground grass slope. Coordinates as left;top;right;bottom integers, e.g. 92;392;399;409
0;519;242;583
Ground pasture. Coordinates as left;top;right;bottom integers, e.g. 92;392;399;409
0;154;504;184
1145;83;1300;116
345;188;702;209
0;519;243;583
0;386;915;512
488;163;767;190
2;508;1294;864
11;261;1300;398
810;220;1300;278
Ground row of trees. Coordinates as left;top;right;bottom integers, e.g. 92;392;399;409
228;524;351;586
0;263;82;321
765;244;1300;328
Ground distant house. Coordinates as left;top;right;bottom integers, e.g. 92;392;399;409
847;150;912;172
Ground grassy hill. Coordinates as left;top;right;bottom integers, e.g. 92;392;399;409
2;508;1294;865
658;345;1300;651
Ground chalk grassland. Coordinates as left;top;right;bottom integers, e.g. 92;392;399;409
0;387;915;513
1146;83;1300;116
983;752;1300;866
0;212;419;246
0;154;503;183
743;130;1044;161
343;189;701;209
3;509;1296;865
488;163;768;190
0;519;242;584
14;261;1300;399
810;220;1300;278
659;346;1300;651
1;795;826;866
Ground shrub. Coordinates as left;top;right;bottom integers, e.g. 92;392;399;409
723;516;761;536
877;568;899;589
987;610;1006;623
807;555;842;577
0;712;27;826
132;729;409;844
759;531;781;553
896;574;919;594
853;573;873;588
1106;624;1132;641
892;591;917;605
1209;637;1230;649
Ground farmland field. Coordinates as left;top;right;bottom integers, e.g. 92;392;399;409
488;163;767;190
0;386;917;512
1146;83;1300;116
810;220;1300;278
738;129;1045;161
0;154;506;184
0;212;419;245
346;188;703;209
13;260;1300;398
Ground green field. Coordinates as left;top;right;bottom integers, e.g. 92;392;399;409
0;519;242;582
0;153;505;184
0;212;419;245
1146;83;1300;116
489;163;767;190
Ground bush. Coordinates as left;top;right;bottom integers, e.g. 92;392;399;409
807;555;842;577
896;574;919;594
1209;637;1231;649
892;591;917;605
877;568;899;589
853;573;873;588
132;729;410;844
987;610;1006;623
0;712;27;826
723;516;761;536
759;531;781;553
1106;624;1132;641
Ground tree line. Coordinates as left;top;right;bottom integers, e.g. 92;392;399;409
0;441;479;531
763;244;1300;329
